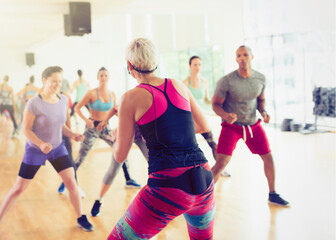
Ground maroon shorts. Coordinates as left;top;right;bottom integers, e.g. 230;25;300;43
217;119;271;156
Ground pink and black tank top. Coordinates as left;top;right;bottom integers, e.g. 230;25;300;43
136;78;207;173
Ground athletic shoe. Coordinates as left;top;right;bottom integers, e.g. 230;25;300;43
78;186;86;198
91;200;102;217
58;182;65;194
268;193;290;207
125;179;141;188
220;170;231;177
77;215;94;231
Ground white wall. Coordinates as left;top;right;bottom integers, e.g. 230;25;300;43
0;48;38;92
1;0;244;100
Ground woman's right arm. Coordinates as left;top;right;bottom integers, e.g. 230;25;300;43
22;109;52;153
75;90;93;128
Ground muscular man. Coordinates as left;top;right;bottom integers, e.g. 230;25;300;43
211;45;289;207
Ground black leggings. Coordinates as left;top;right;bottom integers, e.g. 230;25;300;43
63;135;78;181
0;104;17;131
18;155;74;179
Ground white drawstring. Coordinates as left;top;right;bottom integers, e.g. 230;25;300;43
247;125;253;139
242;125;253;142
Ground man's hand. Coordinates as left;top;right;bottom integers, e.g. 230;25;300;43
225;113;237;124
39;142;52;154
261;111;270;123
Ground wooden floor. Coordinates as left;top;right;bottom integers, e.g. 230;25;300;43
0;114;335;240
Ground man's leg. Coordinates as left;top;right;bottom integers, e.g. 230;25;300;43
259;153;275;192
212;123;240;183
247;122;289;206
211;154;232;183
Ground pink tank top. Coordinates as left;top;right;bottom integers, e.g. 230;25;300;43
136;79;191;125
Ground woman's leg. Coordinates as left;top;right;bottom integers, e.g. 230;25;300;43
99;127;140;187
0;162;40;222
58;167;82;218
51;154;93;231
0;177;32;222
101;154;123;197
108;185;192;239
184;183;216;240
75;127;99;169
4;105;17;135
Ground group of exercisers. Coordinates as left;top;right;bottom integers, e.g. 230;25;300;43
0;38;289;239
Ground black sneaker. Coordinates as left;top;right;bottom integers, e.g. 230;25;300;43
91;200;102;217
77;215;94;231
125;179;141;188
268;193;290;207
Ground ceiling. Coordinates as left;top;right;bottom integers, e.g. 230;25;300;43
0;0;135;49
0;0;228;50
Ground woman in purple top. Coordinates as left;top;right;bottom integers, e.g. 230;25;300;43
0;66;93;231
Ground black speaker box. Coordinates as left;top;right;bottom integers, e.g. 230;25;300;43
64;2;91;36
25;53;35;67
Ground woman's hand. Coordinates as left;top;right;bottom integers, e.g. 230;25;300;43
85;119;94;128
39;142;52;154
97;121;107;131
72;133;84;142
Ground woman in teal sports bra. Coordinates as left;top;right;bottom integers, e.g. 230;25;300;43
183;56;230;177
57;67;141;201
183;58;211;107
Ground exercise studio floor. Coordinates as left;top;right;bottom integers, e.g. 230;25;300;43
0;114;335;240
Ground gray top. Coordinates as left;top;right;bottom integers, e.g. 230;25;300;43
0;85;13;105
25;94;68;149
214;70;266;125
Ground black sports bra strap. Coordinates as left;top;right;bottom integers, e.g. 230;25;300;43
164;78;168;92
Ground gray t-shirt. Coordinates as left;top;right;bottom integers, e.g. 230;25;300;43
25;94;68;149
215;70;266;125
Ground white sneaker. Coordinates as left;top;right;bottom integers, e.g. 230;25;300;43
220;170;231;177
78;186;86;198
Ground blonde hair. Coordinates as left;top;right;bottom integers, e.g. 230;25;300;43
125;38;159;73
